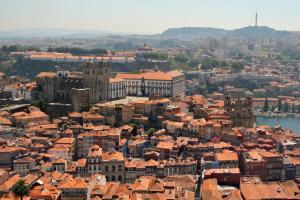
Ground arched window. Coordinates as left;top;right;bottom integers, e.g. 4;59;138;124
118;175;122;182
112;175;116;181
118;165;123;171
112;165;116;172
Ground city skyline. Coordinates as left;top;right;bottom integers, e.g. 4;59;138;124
1;0;300;34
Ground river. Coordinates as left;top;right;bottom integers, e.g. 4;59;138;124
256;116;300;133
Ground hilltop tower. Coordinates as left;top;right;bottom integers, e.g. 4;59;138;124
255;10;258;27
83;60;110;104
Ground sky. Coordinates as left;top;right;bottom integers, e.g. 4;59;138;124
1;0;300;34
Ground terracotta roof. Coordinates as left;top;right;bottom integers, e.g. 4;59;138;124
55;137;74;145
109;77;125;83
146;159;158;167
260;151;281;158
30;183;61;200
36;72;56;78
82;112;104;120
201;178;222;200
0;174;20;191
204;168;240;176
116;71;175;81
0;117;12;126
156;141;174;150
52;158;67;164
102;151;124;161
88;145;102;157
24;174;38;185
58;177;87;189
240;181;294;199
215;151;238;161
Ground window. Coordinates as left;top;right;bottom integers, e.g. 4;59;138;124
112;165;116;172
112;175;115;181
118;175;122;182
118;165;123;171
105;166;109;171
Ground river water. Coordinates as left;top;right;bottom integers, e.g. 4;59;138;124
256;116;300;133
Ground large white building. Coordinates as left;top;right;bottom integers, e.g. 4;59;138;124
115;70;185;97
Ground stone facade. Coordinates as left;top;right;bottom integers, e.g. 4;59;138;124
83;61;110;103
71;88;90;112
115;70;185;97
36;61;118;108
224;94;255;128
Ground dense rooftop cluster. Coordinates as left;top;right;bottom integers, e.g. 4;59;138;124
0;90;297;200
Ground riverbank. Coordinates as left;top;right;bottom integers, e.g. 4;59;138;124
256;116;300;133
254;111;300;118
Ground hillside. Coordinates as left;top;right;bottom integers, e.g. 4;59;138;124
230;26;292;38
161;26;296;39
161;27;229;38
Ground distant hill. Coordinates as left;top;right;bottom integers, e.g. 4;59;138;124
0;26;298;40
161;26;296;39
0;28;123;38
162;27;229;38
230;26;292;38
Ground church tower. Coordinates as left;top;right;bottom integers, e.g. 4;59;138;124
224;94;254;128
83;60;110;104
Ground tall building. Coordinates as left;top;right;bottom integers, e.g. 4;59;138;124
71;88;90;112
224;94;254;128
83;60;110;103
255;10;258;27
36;61;124;111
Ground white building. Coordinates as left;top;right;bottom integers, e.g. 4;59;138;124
115;70;185;97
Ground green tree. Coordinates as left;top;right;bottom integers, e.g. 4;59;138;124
31;99;46;112
231;62;244;72
174;53;189;63
11;179;30;200
263;98;269;112
131;125;138;137
188;59;199;68
145;128;156;140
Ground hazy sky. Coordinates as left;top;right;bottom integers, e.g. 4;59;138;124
1;0;300;33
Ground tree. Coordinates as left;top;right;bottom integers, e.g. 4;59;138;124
231;62;244;72
31;99;46;112
131;125;138;137
277;98;282;112
263;98;269;112
174;53;189;63
11;179;30;200
188;59;199;68
145;128;156;140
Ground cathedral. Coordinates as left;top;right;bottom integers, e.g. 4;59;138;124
36;61;185;112
224;94;255;128
36;60;125;111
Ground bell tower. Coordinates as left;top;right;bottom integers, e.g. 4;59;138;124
83;60;110;104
